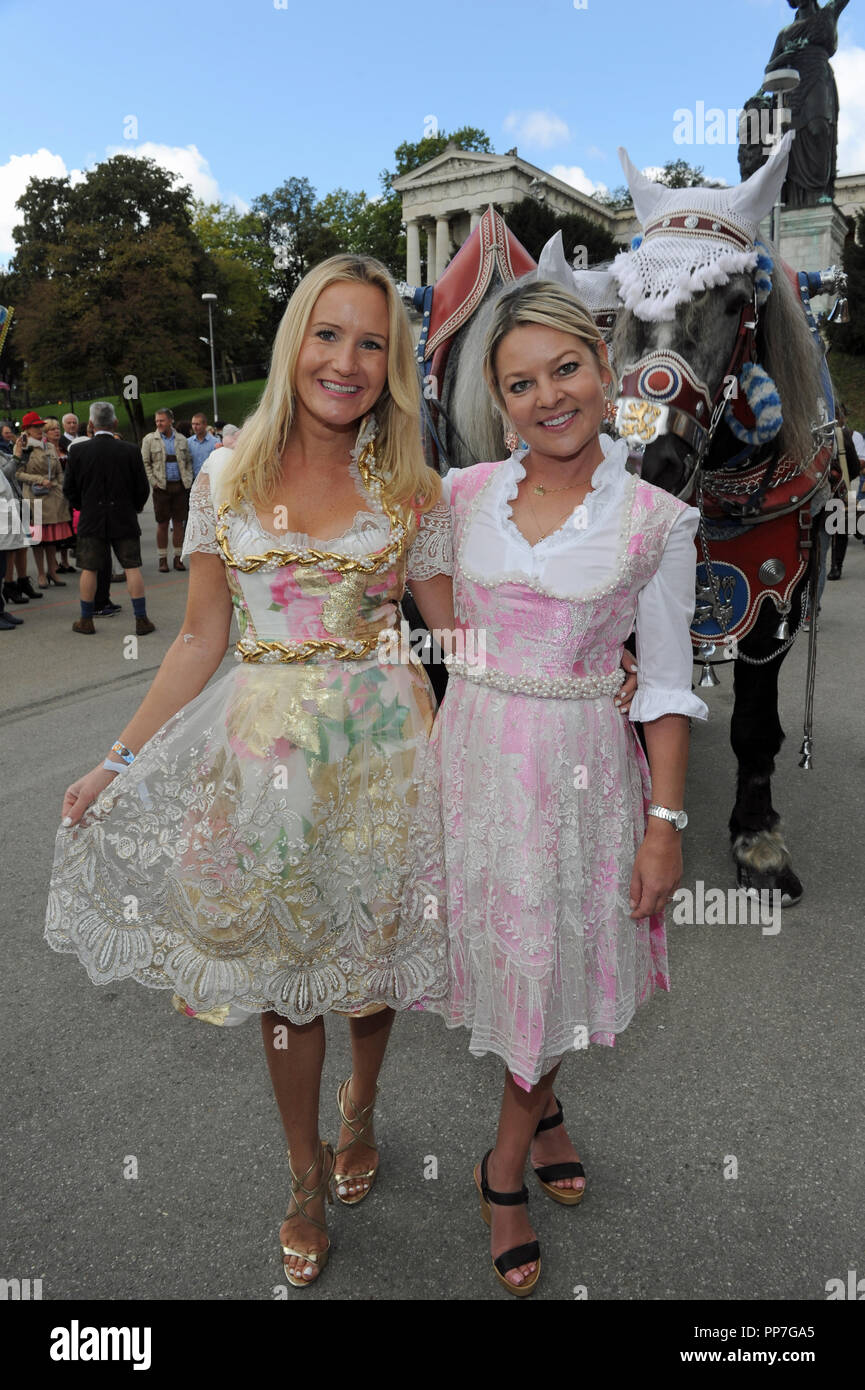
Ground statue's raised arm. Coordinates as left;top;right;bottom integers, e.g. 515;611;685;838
761;0;852;207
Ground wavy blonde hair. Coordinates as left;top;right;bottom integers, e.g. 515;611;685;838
482;280;613;422
216;254;439;516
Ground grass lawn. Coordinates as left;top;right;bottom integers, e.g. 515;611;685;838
23;379;267;441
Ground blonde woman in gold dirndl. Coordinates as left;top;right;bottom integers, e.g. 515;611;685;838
44;255;457;1288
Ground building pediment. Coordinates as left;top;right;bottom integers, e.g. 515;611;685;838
392;151;509;190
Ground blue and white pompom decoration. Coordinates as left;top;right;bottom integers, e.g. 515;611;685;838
753;238;773;307
725;362;783;444
630;234;643;250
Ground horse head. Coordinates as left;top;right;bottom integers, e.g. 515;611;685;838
608;133;824;498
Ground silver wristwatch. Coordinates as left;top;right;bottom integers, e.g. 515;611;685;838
647;804;688;831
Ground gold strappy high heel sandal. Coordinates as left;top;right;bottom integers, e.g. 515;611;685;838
281;1141;335;1288
333;1078;379;1206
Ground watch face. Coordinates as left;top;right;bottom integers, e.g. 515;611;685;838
675;811;689;831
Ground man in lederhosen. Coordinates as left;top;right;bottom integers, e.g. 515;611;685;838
141;407;193;572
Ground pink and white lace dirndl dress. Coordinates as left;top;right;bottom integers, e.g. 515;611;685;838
405;436;708;1088
44;439;453;1024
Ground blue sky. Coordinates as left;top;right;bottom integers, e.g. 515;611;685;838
3;0;864;261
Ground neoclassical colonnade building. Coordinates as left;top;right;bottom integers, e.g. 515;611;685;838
391;144;638;284
392;143;865;287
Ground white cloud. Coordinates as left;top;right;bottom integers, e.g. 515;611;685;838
104;142;221;203
0;142;240;262
503;110;570;149
833;42;865;175
549;163;608;198
0;149;84;259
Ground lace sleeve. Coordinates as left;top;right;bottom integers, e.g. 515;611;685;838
405;498;453;580
181;462;222;559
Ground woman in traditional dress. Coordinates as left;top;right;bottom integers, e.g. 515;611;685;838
45;254;457;1288
14;411;72;587
406;281;708;1294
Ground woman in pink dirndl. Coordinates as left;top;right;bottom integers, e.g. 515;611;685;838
407;281;708;1294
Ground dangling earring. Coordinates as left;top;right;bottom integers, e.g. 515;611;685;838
603;377;617;425
505;425;520;452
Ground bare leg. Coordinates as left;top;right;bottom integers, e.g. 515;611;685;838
335;1007;394;1199
33;543;47;583
485;1065;561;1288
261;1010;328;1285
124;566;145;600
79;568;98;603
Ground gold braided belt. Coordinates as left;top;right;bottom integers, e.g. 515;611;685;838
234;632;392;664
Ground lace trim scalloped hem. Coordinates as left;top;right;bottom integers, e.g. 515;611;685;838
43;932;448;1026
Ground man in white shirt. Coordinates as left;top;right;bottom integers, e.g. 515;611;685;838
61;412;81;452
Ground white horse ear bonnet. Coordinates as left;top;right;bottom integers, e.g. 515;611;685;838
611;130;793;322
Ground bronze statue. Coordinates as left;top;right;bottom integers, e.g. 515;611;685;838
738;1;852;207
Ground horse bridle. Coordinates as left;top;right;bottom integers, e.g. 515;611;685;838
614;288;761;500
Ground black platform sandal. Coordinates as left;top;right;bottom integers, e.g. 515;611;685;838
532;1095;586;1206
473;1150;541;1297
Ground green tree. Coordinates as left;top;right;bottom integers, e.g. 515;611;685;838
9;155;210;438
251;176;338;315
828;208;865;357
503;198;616;265
316;188;405;279
595;158;725;212
192;201;270;366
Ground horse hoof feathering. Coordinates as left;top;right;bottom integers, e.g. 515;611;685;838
732;829;804;907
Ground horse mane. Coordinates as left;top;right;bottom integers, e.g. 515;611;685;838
758;246;825;465
441;267;527;469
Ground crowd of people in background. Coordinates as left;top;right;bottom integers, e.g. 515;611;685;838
0;394;863;638
0;405;240;632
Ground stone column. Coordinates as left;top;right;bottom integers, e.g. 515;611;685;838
470;207;484;232
425;221;436;285
405;219;421;285
435;216;451;280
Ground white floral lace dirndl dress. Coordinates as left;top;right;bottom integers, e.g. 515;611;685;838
44;435;453;1024
403;436;708;1088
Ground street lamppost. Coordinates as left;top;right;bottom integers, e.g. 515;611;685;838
201;293;218;423
760;67;799;245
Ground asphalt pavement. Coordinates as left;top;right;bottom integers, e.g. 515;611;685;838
2;507;863;1303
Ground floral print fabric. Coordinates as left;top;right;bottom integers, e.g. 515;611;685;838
44;454;453;1021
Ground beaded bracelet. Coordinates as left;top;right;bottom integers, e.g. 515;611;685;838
103;740;135;774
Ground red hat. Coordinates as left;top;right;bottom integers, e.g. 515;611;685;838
21;410;46;429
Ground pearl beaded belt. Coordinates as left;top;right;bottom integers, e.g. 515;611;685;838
444;658;625;699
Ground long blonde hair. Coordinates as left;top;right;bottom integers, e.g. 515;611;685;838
482;280;612;422
216;254;439;515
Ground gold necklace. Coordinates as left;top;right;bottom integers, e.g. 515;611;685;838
530;479;582;497
525;490;586;543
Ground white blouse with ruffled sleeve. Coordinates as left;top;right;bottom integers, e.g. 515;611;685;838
441;433;708;724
